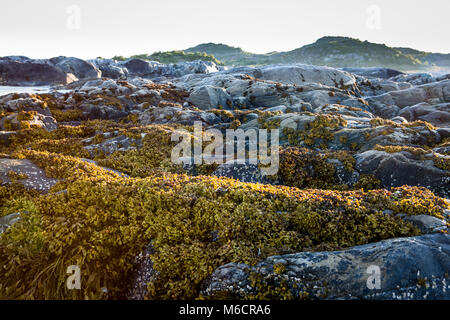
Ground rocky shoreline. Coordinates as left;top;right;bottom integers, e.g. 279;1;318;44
0;56;449;300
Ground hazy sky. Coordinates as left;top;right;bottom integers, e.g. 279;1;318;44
1;0;449;59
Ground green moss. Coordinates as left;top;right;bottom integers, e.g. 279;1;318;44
229;119;241;129
374;144;427;158
276;147;355;190
374;145;449;171
50;109;83;122
3;119;14;131
245;272;296;300
17;111;36;121
7;170;28;181
283;114;347;148
434;158;450;171
273;262;286;275
353;174;382;191
96;125;187;177
0;183;39;218
370;118;437;132
339;135;348;144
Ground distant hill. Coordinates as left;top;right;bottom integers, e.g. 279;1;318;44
112;51;224;65
185;43;275;65
114;37;450;71
185;37;449;70
395;47;450;67
274;36;423;68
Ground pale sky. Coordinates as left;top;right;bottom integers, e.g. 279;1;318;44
0;0;449;59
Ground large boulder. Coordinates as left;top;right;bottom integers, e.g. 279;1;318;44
257;64;357;89
367;80;450;118
160;60;219;78
50;56;101;80
187;85;232;109
403;215;447;234
89;59;128;79
120;59;161;78
355;150;449;197
88;59;219;80
0;56;71;86
389;73;450;86
0;112;57;131
398;102;450;127
342;67;404;79
201;234;450;300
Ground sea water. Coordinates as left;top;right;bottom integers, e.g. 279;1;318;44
0;86;71;97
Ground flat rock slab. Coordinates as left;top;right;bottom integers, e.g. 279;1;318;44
202;234;450;300
0;158;58;193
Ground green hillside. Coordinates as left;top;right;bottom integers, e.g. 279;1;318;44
113;37;450;70
185;43;275;65
112;51;224;65
395;47;450;67
275;36;423;68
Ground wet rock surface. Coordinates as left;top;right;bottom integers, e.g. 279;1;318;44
0;158;58;193
202;234;450;300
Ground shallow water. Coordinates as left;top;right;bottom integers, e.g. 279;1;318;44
0;86;72;97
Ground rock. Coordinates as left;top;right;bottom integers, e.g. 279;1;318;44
201;234;450;300
391;116;408;124
398;102;450;127
0;212;21;235
126;245;156;300
187;85;232;110
79;103;129;121
161;60;219;78
0;112;57;131
174;64;364;111
139;105;222;126
0;159;58;193
89;59;128;79
389;73;435;85
0;56;71;86
120;59;161;78
403;215;448;234
258;64;357;89
327;158;360;186
315;104;373;118
356;76;413;97
437;128;450;139
80;158;130;178
265;105;287;113
355;150;449;197
49;56;101;80
212;160;276;184
0;131;16;146
367;79;450;118
88;59;219;81
83;134;142;156
342;67;404;79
